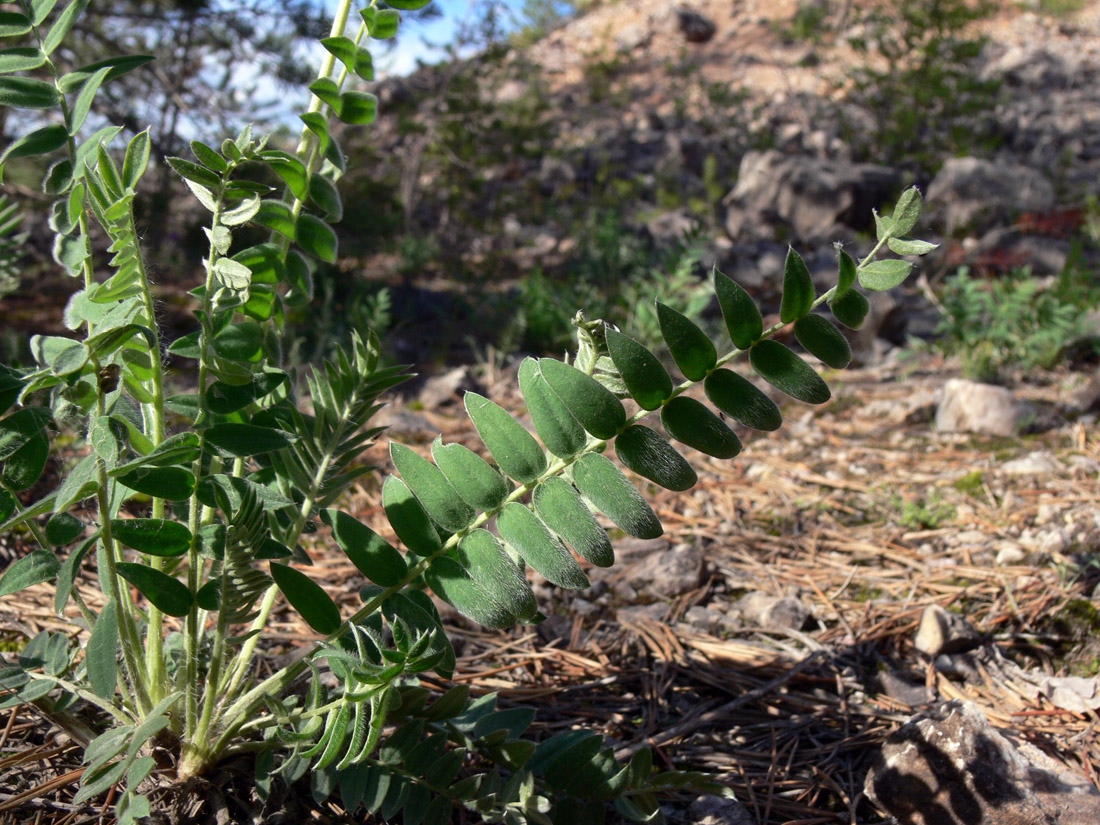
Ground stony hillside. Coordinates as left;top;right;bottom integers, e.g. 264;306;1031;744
335;0;1100;365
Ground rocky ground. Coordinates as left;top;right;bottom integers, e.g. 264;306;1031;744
5;349;1100;823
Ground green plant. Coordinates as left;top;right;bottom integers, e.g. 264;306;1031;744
845;0;1000;170
0;1;934;820
932;266;1097;381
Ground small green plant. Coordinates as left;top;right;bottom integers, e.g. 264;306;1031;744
932;266;1097;382
0;1;935;819
894;492;955;531
845;0;1000;170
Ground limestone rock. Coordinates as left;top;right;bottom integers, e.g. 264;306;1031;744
737;591;810;630
926;156;1055;236
913;604;981;657
865;700;1100;825
626;543;705;598
935;379;1020;436
723;151;901;245
1001;450;1062;476
688;795;755;825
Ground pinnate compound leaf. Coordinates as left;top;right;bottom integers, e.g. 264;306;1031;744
297;214;337;263
830;288;869;329
614;425;697;492
204;423;296;456
604;328;672;411
793;314;852;369
382;476;441;556
750;340;831;404
424;556;514;629
660;396;741;459
533;476;613;567
390;443;474;532
117;466;195;501
0;550;59;596
704;368;782;431
858;259;912;291
464;392;546;483
321;509;407;587
457;530;537;620
655;302;716;381
430;439;508;511
497;502;588;590
86;598;118;699
891;186;922;236
572;452;662;540
538;358;625;440
780;247;815;323
714;268;763;350
270;563;341;634
116;563;193;617
517;358;585;459
111;519;191;557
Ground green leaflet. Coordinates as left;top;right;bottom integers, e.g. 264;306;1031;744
321;509;407;587
0;549;59;596
793;314;852;369
537;358;625;440
430;439;509;512
655;301;716;381
714;268;763;350
1;430;48;490
204;423;296;456
464;392;546;483
117;467;195;501
891;186;922;236
297;214;338;263
703;369;782;431
115;563;193;617
750;340;831;404
382;476;441;557
780;247;815;324
532;476;613;567
496;502;588;589
45;512;84;545
859;259;912;291
0;76;61;109
456;529;537;620
604;328;672;411
85;598;118;700
830;288;870;329
212;321;264;363
424;556;515;629
270;562;341;634
835;249;857;298
660;396;741;459
390;443;474;533
572;453;661;540
614;425;697;492
308;174;343;221
109;518;191;557
205;372;287;415
517;358;585;459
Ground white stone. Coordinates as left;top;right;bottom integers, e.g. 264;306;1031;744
935;379;1020;436
1002;450;1062;475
